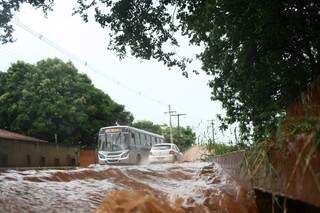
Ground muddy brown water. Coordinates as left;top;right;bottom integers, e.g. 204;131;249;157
0;162;257;213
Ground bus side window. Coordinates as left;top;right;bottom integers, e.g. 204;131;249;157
138;133;142;145
124;133;129;145
141;134;145;145
145;135;149;146
144;135;148;146
135;133;139;145
131;132;135;145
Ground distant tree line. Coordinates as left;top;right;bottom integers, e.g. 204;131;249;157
132;120;196;151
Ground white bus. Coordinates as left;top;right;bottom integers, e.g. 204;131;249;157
97;126;165;164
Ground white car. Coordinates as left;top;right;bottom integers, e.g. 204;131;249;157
148;143;183;163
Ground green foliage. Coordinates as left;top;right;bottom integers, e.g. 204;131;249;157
162;126;196;151
75;0;320;143
132;120;196;151
243;139;278;178
282;116;320;151
75;0;192;76
287;117;320;137
196;0;320;142
206;139;243;155
0;0;53;43
314;130;320;151
2;0;320;143
0;58;133;146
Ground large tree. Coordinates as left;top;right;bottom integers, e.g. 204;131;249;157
0;58;133;146
162;126;196;151
1;0;319;142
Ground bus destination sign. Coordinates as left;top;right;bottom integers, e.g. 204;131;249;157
105;128;122;133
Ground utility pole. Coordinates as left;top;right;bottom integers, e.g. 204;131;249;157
54;133;58;144
233;127;238;144
171;113;186;133
207;120;215;143
164;105;176;143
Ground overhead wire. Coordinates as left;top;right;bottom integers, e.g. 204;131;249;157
12;18;214;139
13;18;168;107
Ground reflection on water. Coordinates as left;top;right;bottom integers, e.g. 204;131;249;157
0;162;257;213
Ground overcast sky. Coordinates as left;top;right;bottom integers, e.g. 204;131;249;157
0;0;234;143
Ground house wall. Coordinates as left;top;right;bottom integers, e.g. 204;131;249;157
0;139;80;167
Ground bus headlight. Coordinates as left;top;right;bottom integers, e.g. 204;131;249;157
98;153;106;159
120;151;129;158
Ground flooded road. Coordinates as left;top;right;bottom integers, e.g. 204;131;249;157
0;162;257;212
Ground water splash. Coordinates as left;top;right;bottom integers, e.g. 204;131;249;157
0;162;256;212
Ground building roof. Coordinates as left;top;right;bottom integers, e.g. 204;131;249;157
0;129;48;143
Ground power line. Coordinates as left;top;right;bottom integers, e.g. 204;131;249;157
13;18;167;107
12;18;211;138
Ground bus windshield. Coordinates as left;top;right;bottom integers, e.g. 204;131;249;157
100;131;130;152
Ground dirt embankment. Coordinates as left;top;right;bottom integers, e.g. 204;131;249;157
182;145;210;162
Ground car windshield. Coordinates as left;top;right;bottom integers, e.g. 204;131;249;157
152;145;171;150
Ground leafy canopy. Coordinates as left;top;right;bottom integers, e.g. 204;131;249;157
162;126;196;151
0;58;133;146
1;0;320;142
76;0;320;142
0;0;53;43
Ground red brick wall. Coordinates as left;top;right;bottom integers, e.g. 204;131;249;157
0;139;79;167
79;149;97;167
